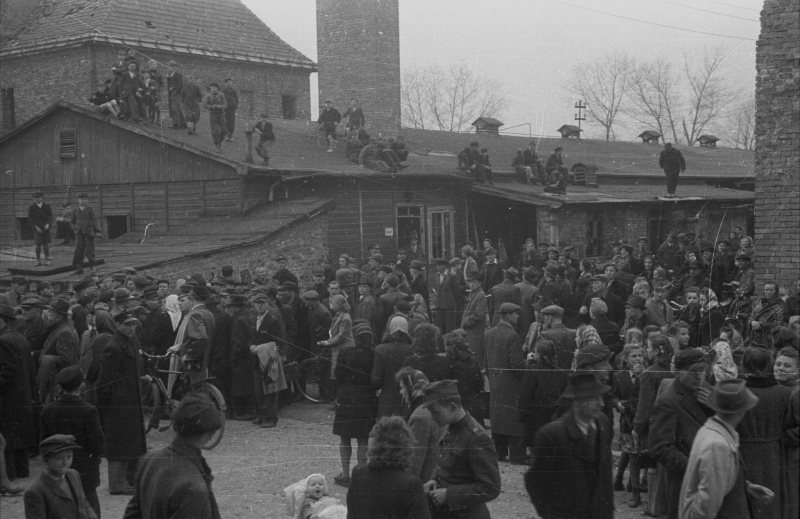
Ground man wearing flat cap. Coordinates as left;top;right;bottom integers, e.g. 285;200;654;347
480;247;504;295
28;191;53;266
648;348;714;519
490;267;523;330
580;274;625;328
537;304;580;370
526;372;615;519
71;192;98;275
461;271;488;368
420;380;501;517
167;286;216;397
17;297;47;342
484;302;528;463
123;394;222;519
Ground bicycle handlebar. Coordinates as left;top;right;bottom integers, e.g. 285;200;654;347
140;350;176;360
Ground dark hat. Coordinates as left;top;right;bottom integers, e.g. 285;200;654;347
325;98;332;103
179;284;193;294
36;281;52;292
436;259;449;266
276;255;288;262
227;294;248;306
111;273;127;282
131;305;150;318
706;379;759;414
379;265;394;273
0;304;16;320
357;278;372;287
410;260;424;270
591;274;609;283
39;434;81;459
562;372;610;399
673;348;709;370
97;289;114;303
462;241;474;248
395;300;412;313
191;273;207;286
77;193;89;198
172;393;222;437
113;311;138;324
221;265;234;275
546;246;560;254
497;302;521;314
625;295;647;309
677;233;687;243
31;191;44;197
56;365;84;391
281;281;299;291
719;240;731;247
62;202;72;207
538;242;550;248
156;278;170;285
46;299;71;315
504;267;520;279
484;247;497;256
20;297;44;309
483;238;494;247
700;243;715;253
540;304;564;317
113;288;134;302
142;285;159;300
533;297;554;312
122;267;137;276
621;244;634;254
575;343;612;369
367;243;381;250
301;290;320;300
523;267;537;282
420;379;461;408
72;277;93;293
545;264;560;277
466;271;481;282
191;285;210;299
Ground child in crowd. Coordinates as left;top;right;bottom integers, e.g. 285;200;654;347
284;473;346;519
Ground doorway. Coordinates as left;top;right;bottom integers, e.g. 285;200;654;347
282;95;297;120
106;215;129;239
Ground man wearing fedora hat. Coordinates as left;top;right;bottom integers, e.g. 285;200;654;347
71;193;98;275
39;298;80;404
461;271;488;368
526;372;615;519
679;379;774;519
489;267;522;330
28;191;53;266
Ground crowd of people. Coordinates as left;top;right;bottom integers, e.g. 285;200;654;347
1;221;798;518
458;141;571;193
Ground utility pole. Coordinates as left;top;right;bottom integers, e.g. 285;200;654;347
574;101;586;130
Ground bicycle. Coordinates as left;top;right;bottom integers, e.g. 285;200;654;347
139;351;227;449
293;354;336;404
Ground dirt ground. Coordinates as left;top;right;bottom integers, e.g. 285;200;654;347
2;401;644;518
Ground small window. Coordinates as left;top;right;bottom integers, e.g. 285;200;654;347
396;205;423;249
60;130;77;158
428;207;454;260
586;211;604;256
16;217;34;241
282;95;297;120
1;87;16;132
106;215;129;239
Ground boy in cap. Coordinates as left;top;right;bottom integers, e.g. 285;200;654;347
28;191;53;265
272;256;299;286
201;82;228;153
24;435;98;519
40;366;105;517
123;394;222;519
421;380;501;517
71;193;98;275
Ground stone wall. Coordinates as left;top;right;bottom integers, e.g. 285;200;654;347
316;0;401;132
754;0;800;289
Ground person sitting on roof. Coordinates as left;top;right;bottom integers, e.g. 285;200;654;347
480;148;494;185
390;135;409;162
89;80;120;118
512;148;529;184
523;141;541;185
380;137;407;172
543;168;567;195
341;98;365;136
253;113;276;166
345;132;365;163
457;141;482;172
545;146;569;182
359;140;392;173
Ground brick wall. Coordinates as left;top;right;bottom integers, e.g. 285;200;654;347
754;0;800;289
141;215;329;291
316;0;401;132
0;42;312;128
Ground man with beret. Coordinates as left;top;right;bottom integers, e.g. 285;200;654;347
40;366;105;517
580;274;625;328
421;379;501;517
96;312;147;495
484;303;527;464
123;394;222;519
39;298;80;404
538;305;579;371
28;191;53;266
480;247;504;295
526;372;615;519
225;294;257;420
168;286;216;398
648;348;714;519
24;435;98;519
462;272;488;368
71;193;98;275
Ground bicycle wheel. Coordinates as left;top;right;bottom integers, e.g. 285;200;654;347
200;383;226;450
140;377;161;434
296;358;335;403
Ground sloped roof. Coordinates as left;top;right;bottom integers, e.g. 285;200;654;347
0;0;315;69
472;117;504;126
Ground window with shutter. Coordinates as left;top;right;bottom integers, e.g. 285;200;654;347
59;130;77;158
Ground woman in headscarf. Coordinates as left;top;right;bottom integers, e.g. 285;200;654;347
748;280;785;348
444;334;483;421
331;319;376;488
401;324;449;383
709;339;737;382
518;340;568;452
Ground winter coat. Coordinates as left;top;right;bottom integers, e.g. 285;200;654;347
518;362;569;448
659;146;686;174
95;326;147;460
402;354;450;383
347;464;431;519
489;279;522;330
230;306;254;397
749;295;784;348
38;317;80;402
484;321;526;437
539;324;578;372
611;370;641;435
334;346;376;418
372;337;414;417
0;326;37;450
447;355;484;419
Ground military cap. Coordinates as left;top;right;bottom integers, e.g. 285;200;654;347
540;305;564;317
46;299;71;315
420;379;461;408
410;260;424;270
538;242;550;248
497;302;521;314
142;285;159;300
113;288;134;302
0;304;16;320
73;277;94;293
673;348;709;370
301;290;320;300
625;295;647;309
111;273;127;282
36;281;52;292
39;435;81;459
191;285;210;299
56;365;84;391
575;343;611;369
562;372;610;399
546;246;560;254
172;393;222;437
20;297;44;309
591;274;610;283
484;247;497;256
357;278;373;287
31;191;44;198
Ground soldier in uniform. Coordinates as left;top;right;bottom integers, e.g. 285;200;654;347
420;380;501;518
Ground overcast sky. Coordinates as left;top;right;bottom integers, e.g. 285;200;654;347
242;0;762;142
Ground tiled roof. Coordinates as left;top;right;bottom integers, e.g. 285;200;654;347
0;0;314;68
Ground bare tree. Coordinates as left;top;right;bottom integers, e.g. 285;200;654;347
627;58;682;143
680;46;742;146
400;64;507;132
568;51;633;141
718;98;756;150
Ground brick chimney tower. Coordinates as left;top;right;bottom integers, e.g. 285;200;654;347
316;0;401;133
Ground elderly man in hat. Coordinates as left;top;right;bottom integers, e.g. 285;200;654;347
538;304;579;370
679;379;774;519
71;193;98;275
581;274;625;328
420;379;501;518
490;267;522;330
462;271;488;368
24;435;98;519
225;294;256;421
648;348;714;519
167;286;215;394
432;259;461;335
39;298;80;404
28;191;53;266
123;394;222;519
526;372;615;519
96;311;147;495
485;302;528;464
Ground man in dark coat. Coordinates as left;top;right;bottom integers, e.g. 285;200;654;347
377;274;406;339
317;99;342;152
490;268;522;329
28;191;53;265
433;259;462;335
206;296;232;414
167;60;186;128
354;280;377;335
304;291;332;356
40;366;105;517
526;373;615;519
538;305;578;370
0;305;37;480
580;275;625;328
226;295;255;420
251;291;286;428
271;256;299;286
221;78;238;141
588;299;623;356
484;303;527;463
523;141;541;185
515;267;539;335
462;272;488;369
71;193;98;275
168;287;216;381
281;283;311;362
119;62;144;122
659;142;686;198
96;312;147;495
123;393;222;519
648;349;713;519
540;264;564;307
480;247;504;296
408;260;430;317
38;298;80;404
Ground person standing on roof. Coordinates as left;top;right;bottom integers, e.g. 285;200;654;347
181;77;203;135
659;143;686;198
317;99;342;152
254;113;275;166
341;98;365;136
222;78;238;142
201;83;228;153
